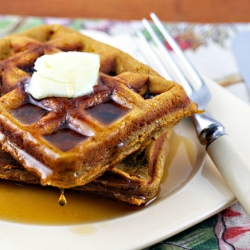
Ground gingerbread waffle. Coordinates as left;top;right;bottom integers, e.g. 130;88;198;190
0;24;200;189
75;128;173;205
0;128;173;205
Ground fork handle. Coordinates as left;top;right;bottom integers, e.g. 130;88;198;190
207;135;250;215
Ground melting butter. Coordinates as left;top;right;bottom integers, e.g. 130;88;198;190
27;52;100;99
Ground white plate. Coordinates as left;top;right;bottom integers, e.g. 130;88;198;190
1;31;250;250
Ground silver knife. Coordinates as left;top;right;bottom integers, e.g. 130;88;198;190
234;32;250;97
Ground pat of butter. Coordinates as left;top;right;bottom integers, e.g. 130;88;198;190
27;52;100;99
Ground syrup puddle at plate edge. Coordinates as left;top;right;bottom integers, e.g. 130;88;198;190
0;119;205;227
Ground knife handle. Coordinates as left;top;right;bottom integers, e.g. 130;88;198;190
207;135;250;215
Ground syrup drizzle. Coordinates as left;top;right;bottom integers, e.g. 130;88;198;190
43;126;88;152
85;100;129;125
58;188;67;206
10;103;49;125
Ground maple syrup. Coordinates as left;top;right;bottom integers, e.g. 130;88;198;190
43;126;88;152
0;181;136;225
10;103;48;125
18;64;36;75
58;189;67;206
0;122;201;226
85;99;129;125
159;125;202;198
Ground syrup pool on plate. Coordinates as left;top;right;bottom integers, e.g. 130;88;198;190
0;181;137;225
0;119;203;225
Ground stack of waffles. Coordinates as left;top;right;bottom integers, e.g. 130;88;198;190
0;25;200;205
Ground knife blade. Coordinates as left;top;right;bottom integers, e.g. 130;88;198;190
233;32;250;97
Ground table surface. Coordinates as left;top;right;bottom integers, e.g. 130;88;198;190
1;0;250;22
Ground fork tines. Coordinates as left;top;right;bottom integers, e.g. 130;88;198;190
137;12;205;95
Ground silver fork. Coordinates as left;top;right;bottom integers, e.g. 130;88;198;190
136;13;250;215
